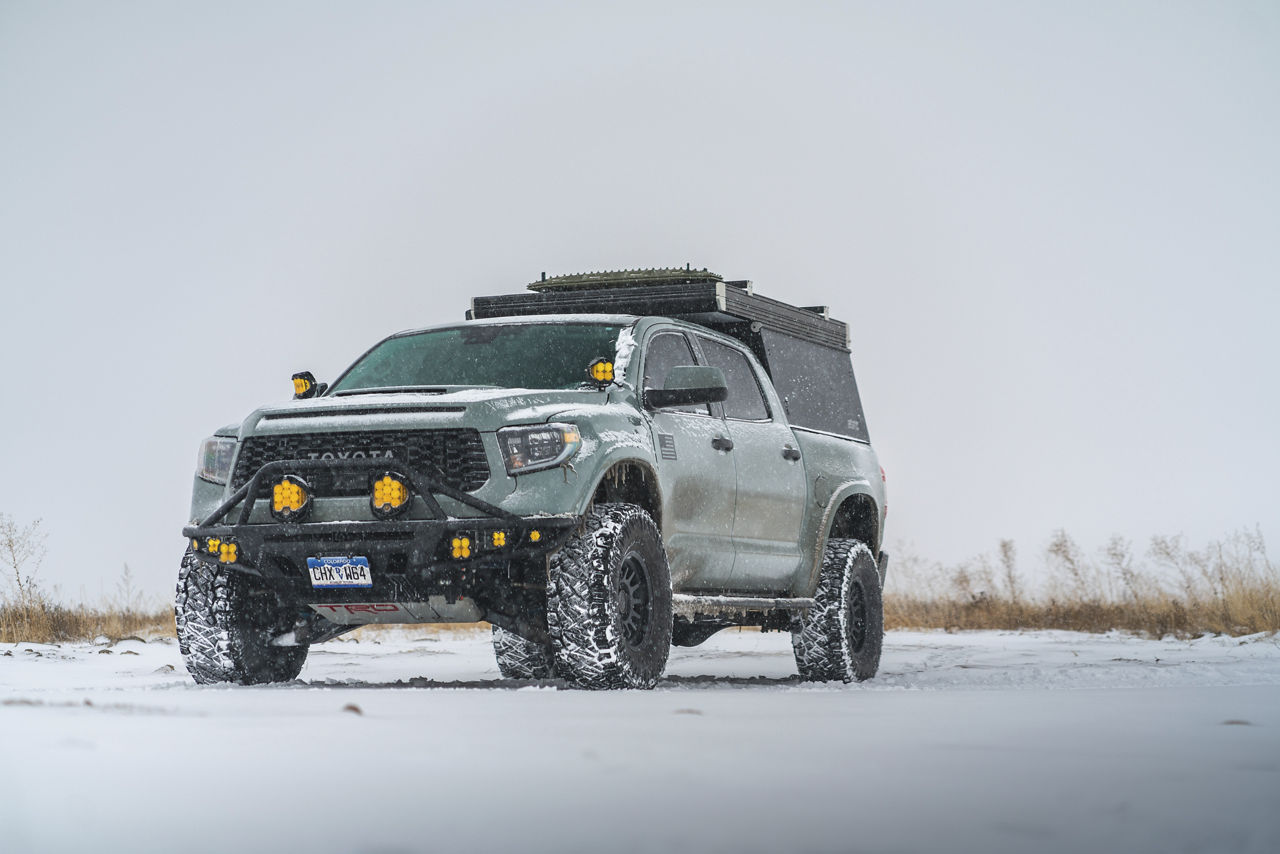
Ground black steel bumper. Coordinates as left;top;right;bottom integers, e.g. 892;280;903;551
182;458;578;585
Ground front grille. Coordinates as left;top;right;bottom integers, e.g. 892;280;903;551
231;430;489;495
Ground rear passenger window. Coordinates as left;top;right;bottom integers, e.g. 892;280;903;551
643;332;709;416
699;338;770;421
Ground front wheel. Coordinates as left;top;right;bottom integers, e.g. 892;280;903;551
175;548;308;685
546;504;672;689
792;538;883;682
491;625;555;679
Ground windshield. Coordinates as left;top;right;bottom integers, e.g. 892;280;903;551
329;322;625;393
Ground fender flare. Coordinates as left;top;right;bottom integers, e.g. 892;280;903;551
800;480;882;597
572;451;664;521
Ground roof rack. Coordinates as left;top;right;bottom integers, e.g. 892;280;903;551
528;267;725;292
468;268;849;351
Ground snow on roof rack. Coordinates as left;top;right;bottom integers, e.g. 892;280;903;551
469;268;850;350
529;267;726;292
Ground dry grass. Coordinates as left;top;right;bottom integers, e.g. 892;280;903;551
1;512;173;643
3;512;1276;643
885;529;1280;637
0;599;173;644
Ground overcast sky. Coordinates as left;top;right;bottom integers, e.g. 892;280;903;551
1;1;1277;601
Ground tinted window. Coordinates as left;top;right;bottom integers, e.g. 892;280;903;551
699;338;769;421
330;323;623;392
759;328;870;441
643;332;708;415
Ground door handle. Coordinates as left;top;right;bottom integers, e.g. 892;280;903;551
711;436;734;452
782;445;801;461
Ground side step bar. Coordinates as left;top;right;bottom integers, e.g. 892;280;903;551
672;594;815;620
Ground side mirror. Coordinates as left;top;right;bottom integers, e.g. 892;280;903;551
292;371;327;400
645;366;729;410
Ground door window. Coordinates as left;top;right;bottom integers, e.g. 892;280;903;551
643;332;710;415
698;338;770;422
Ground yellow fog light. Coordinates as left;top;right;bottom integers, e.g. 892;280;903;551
491;531;507;548
451;536;472;559
588;358;615;385
205;537;221;554
270;475;311;521
529;529;541;543
292;371;318;399
371;473;411;518
191;538;200;552
219;542;238;564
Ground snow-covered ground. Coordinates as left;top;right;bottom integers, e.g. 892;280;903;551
3;628;1278;854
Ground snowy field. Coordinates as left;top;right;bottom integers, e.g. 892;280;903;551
3;628;1278;854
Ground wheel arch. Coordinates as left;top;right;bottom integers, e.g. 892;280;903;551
585;459;663;532
828;491;882;553
800;484;882;597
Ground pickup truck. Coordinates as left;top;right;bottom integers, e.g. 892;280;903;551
177;269;887;689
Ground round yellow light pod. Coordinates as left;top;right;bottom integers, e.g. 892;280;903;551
270;476;311;520
371;474;410;516
529;530;541;543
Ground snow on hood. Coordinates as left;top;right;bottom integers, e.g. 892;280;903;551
241;387;612;436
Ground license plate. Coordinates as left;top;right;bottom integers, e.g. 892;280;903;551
306;556;373;588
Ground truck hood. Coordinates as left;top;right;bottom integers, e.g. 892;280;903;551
237;387;614;437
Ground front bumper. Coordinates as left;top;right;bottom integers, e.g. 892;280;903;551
182;457;578;590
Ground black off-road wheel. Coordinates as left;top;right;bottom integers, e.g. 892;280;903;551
175;548;308;685
546;503;672;689
491;625;555;679
792;538;883;683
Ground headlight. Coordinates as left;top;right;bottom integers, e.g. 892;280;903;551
198;436;237;485
498;423;582;476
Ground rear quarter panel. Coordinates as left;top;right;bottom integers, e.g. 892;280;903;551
790;429;885;597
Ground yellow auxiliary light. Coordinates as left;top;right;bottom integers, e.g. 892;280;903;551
529;529;542;543
371;473;411;518
292;371;318;399
451;537;472;559
219;541;238;564
270;475;312;521
191;538;200;551
491;531;507;548
588;358;615;385
205;537;221;554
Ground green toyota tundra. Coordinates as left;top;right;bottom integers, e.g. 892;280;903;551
178;268;887;689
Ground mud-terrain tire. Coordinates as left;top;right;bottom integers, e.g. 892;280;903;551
792;538;883;683
491;625;555;679
546;503;672;689
175;548;308;685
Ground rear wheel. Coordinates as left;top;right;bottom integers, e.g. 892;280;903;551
491;625;555;679
175;548;308;685
792;538;883;682
546;504;672;689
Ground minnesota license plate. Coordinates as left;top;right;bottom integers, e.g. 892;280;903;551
306;556;373;588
